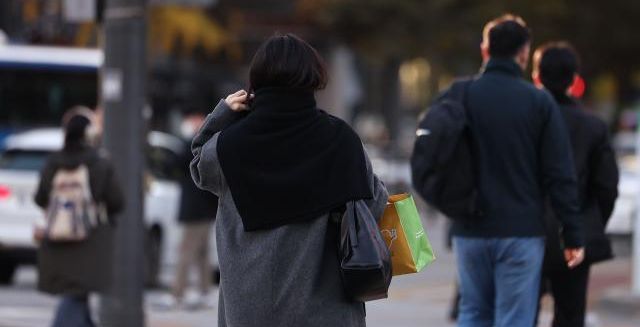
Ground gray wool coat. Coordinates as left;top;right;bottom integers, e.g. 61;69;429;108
191;100;388;327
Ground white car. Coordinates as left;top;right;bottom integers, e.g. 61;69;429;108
606;154;638;235
0;128;208;285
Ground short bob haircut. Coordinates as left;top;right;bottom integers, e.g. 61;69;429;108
249;33;328;92
533;42;580;95
482;14;531;58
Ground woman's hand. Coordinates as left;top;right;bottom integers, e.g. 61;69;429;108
225;90;253;112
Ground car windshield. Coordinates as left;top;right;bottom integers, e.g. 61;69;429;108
0;150;50;171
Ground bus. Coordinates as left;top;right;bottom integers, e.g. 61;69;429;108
0;43;102;148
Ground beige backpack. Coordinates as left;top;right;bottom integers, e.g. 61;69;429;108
44;165;105;241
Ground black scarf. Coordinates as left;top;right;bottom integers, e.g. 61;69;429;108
217;88;372;231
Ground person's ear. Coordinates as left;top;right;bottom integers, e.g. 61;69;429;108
480;43;490;63
516;43;531;70
568;74;586;98
85;122;100;146
532;70;542;88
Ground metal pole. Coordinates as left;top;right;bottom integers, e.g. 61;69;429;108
99;0;146;325
633;113;640;295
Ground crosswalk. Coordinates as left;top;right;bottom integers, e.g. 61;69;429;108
0;306;52;327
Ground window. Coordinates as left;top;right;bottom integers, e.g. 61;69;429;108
0;66;98;127
0;150;50;171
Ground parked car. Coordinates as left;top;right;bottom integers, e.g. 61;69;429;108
606;154;638;235
0;128;210;286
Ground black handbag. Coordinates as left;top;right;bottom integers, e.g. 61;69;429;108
335;200;392;302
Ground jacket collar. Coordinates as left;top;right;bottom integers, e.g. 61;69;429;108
482;58;523;78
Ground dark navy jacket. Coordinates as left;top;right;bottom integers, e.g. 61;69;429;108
452;58;584;248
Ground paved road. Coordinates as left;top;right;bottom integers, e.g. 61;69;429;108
1;218;638;327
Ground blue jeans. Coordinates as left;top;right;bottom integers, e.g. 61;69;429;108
51;295;95;327
453;237;545;327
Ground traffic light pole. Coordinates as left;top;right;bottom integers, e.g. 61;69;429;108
99;0;146;326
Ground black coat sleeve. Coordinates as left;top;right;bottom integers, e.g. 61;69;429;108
588;121;619;226
539;94;584;248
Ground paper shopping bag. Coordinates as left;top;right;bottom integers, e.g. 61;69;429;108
378;194;435;276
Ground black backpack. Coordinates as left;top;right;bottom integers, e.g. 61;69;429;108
410;79;479;221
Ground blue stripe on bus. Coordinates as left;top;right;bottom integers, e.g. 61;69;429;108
0;62;99;72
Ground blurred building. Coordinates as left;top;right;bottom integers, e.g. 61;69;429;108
0;0;366;135
0;1;237;132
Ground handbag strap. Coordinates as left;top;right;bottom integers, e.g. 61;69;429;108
330;202;360;247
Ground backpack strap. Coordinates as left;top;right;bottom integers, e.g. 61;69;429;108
448;79;474;117
448;78;483;217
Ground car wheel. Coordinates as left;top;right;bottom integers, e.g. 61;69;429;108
144;228;162;288
0;260;17;285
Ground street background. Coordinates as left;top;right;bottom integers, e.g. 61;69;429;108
1;0;640;326
1;216;639;327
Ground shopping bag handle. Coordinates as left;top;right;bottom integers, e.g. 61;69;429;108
388;193;410;203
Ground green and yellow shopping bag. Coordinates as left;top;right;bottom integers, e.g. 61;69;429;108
379;194;435;276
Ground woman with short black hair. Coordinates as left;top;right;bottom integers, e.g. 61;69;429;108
191;33;388;326
532;42;619;327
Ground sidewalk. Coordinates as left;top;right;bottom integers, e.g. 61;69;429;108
145;217;459;327
1;217;638;327
144;218;639;327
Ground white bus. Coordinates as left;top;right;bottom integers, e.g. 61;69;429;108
0;44;102;136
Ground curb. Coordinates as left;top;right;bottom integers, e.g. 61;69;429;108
597;287;640;317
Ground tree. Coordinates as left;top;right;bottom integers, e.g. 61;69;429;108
309;0;640;103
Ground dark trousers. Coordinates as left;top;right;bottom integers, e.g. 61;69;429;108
539;264;591;327
51;295;95;327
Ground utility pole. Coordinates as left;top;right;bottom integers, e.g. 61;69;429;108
99;0;146;326
634;112;640;295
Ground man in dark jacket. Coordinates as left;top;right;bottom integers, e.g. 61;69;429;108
170;111;219;308
450;15;585;327
533;42;619;327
